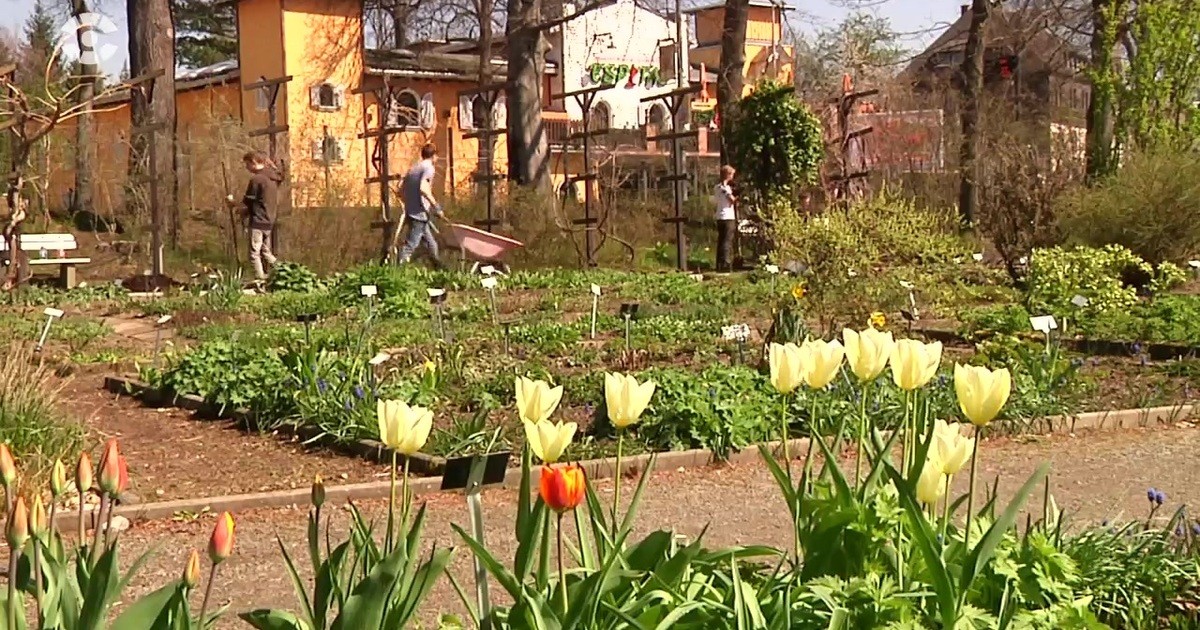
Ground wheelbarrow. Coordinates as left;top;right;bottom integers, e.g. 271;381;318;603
442;222;525;274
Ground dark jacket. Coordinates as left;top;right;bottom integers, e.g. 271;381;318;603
242;167;283;230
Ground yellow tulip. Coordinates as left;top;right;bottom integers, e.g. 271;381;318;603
801;338;844;389
931;419;975;475
525;419;577;463
916;456;947;507
376;400;433;456
842;327;894;382
604;372;656;429
890;339;943;391
768;342;806;395
954;363;1012;426
515;377;564;424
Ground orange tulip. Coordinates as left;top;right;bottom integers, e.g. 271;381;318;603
539;464;585;513
117;456;129;495
183;549;201;588
76;451;94;494
6;497;28;549
0;444;15;489
208;512;236;564
98;439;122;497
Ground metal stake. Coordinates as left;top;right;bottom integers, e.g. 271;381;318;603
35;308;63;353
465;455;492;627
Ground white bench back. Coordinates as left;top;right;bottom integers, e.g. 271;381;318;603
0;233;79;252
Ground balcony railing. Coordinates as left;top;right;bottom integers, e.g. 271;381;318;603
544;117;716;155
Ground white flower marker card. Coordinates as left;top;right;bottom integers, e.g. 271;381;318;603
1029;315;1058;333
360;285;378;297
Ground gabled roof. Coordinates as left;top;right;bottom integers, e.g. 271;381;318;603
901;7;1087;80
683;0;789;14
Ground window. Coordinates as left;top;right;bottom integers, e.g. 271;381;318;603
310;82;345;112
588;101;611;130
646;103;667;128
311;136;347;164
255;86;270;112
387;89;421;128
471;95;490;130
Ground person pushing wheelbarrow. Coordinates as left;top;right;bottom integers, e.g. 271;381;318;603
398;143;447;269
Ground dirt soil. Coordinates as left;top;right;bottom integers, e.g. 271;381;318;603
58;374;390;501
97;423;1200;628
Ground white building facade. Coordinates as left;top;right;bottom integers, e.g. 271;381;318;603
556;0;690;129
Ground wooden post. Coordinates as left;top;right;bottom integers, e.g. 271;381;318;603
356;82;406;264
642;84;701;271
458;81;512;234
132;120;167;276
551;83;614;267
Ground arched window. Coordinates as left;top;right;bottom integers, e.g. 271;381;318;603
646;103;667;128
589;101;611;130
471;95;490;129
389;89;421;127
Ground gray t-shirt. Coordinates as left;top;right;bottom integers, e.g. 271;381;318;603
401;159;436;220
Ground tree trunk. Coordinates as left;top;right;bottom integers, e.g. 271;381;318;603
956;0;989;227
505;0;549;190
1085;0;1116;179
389;0;410;48
717;0;749;165
127;0;177;267
70;0;97;216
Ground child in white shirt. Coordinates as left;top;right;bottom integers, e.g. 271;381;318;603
714;164;737;272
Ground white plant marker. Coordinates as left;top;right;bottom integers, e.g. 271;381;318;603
36;308;64;352
589;284;601;339
368;352;391;366
153;314;173;360
1190;260;1200;280
361;284;378;319
480;264;496;276
481;276;499;325
972;253;984;262
900;281;918;320
765;264;780;292
428;288;448;341
1030;315;1058;353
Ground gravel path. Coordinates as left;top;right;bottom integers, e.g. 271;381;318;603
100;422;1200;628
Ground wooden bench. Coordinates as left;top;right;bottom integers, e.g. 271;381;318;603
0;234;91;288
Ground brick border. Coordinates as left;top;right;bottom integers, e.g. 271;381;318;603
80;374;1195;531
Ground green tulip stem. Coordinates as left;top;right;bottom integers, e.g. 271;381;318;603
613;430;624;526
32;535;42;623
779;394;791;478
89;494;109;567
854;379;870;488
198;561;220;628
941;475;952;544
965;425;984;546
901;391;914;474
402;456;412;529
76;493;86;555
6;544;18;630
556;512;568;615
386;451;397;554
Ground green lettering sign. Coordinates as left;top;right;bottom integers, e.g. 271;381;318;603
585;63;668;88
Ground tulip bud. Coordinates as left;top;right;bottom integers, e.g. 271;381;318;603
98;439;122;497
208;512;236;564
50;459;67;498
183;550;201;588
0;444;16;490
29;495;47;540
117;456;129;496
77;451;94;495
310;475;325;509
6;497;28;549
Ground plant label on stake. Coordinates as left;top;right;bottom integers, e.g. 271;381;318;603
620;303;639;351
295;313;319;345
1068;295;1089;333
360;284;378;318
481;276;499;326
480;264;496;276
428;288;448;342
1030;315;1058;353
590;284;601;339
367;351;390;393
765;263;779;292
153;315;172;362
36;308;64;352
721;323;751;364
972;253;984;262
1189;260;1200;280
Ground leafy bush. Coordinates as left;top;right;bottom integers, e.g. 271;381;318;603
1027;245;1184;316
726;79;823;208
1057;149;1200;264
267;261;324;293
151;340;292;415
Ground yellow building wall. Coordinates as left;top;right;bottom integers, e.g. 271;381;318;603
236;0;286;133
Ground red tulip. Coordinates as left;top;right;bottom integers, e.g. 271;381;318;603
183;549;201;588
6;497;28;549
208;512;235;564
539;464;585;513
98;439;121;497
76;451;94;494
0;444;16;489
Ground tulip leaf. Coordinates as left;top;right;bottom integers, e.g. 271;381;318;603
451;523;525;599
617;454;657;535
77;545;122;630
238;609;311;630
385;546;454;627
313;541;352;629
758;444;801;520
513;500;547;582
109;582;183;630
960;462;1052;600
276;536;316;627
885;463;959;627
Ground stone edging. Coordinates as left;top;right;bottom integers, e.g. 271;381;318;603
915;326;1200;362
78;374;1195;531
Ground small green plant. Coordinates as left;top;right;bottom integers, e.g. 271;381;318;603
268;261;324;293
1027;244;1183;317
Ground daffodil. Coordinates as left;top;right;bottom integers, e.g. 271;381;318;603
768;342;806;395
843;327;894;382
868;311;887;329
953;363;1012;426
604;372;656;429
790;284;806;300
525;419;577;464
801;338;844;389
515;377;564;424
890;339;943;391
916;456;947;507
931;419;975;475
376;400;433;456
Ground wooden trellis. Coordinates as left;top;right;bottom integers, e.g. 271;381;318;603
828;74;878;201
551;83;614;267
357;80;408;263
458;81;510;234
641;83;700;271
242;74;294;252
